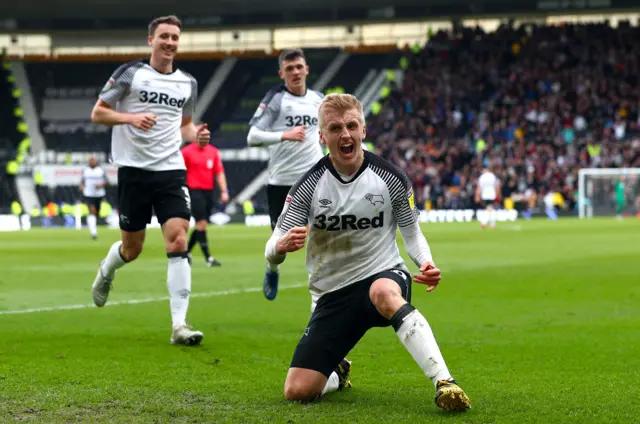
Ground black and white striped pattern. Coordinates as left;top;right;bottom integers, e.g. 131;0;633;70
277;165;327;231
368;159;418;228
100;60;145;106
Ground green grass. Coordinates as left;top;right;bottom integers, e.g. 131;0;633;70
1;219;639;423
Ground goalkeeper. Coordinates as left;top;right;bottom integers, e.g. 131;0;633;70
615;176;626;220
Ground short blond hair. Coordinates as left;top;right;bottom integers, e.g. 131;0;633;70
318;93;365;130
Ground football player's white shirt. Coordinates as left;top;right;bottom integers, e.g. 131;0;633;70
99;60;197;171
478;171;498;201
82;166;107;198
268;151;433;297
249;85;324;186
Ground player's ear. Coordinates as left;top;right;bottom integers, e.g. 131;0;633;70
319;131;326;145
362;124;367;139
278;69;284;80
147;35;153;46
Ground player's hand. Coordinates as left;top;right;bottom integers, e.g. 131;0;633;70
129;113;157;131
282;126;306;142
413;261;441;292
276;226;308;254
220;191;230;204
196;124;210;146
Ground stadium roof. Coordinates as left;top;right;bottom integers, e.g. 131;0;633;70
0;0;629;30
3;0;425;20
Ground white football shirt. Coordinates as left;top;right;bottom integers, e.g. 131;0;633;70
82;166;107;198
270;151;432;296
249;85;324;186
478;171;499;200
99;60;197;171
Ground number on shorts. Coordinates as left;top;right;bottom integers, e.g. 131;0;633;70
391;269;407;280
182;187;191;210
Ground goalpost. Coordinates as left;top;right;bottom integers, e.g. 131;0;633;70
578;168;640;219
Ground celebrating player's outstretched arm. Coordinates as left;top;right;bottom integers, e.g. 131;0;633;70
275;226;308;254
414;261;442;292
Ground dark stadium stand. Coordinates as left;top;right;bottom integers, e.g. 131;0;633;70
0;59;21;213
325;51;401;94
25;59;220;152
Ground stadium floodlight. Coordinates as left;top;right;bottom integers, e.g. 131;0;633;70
578;167;640;218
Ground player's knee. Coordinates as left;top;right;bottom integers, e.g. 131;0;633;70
167;233;188;252
369;280;403;318
121;243;143;261
196;220;207;231
284;380;320;402
163;218;189;252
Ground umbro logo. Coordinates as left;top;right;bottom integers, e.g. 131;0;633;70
365;193;384;205
319;199;332;208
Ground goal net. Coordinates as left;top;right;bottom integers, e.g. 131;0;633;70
578;168;640;218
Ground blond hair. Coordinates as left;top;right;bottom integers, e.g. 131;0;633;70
318;93;365;130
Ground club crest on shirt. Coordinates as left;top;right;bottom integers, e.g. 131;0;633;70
365;193;384;205
207;159;214;169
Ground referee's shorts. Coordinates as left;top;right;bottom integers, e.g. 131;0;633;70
189;189;214;222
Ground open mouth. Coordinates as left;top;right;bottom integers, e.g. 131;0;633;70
340;143;354;155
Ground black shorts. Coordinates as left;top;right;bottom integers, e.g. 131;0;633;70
189;189;214;222
290;268;412;377
267;184;292;230
117;167;191;232
84;196;103;213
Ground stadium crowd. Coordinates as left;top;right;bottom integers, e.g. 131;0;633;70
370;22;640;214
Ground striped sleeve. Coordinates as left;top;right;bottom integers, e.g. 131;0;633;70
275;166;325;232
249;85;284;130
369;159;419;228
99;60;144;107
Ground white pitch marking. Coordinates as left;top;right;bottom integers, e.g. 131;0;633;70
0;283;306;316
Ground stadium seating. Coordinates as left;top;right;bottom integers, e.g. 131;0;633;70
372;23;640;213
325;51;401;95
0;58;22;213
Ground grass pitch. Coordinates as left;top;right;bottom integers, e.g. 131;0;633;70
1;218;639;423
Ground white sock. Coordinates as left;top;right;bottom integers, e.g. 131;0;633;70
321;372;340;395
268;262;279;273
489;209;496;227
396;309;452;387
477;210;488;226
167;254;191;328
87;214;97;236
101;241;127;278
